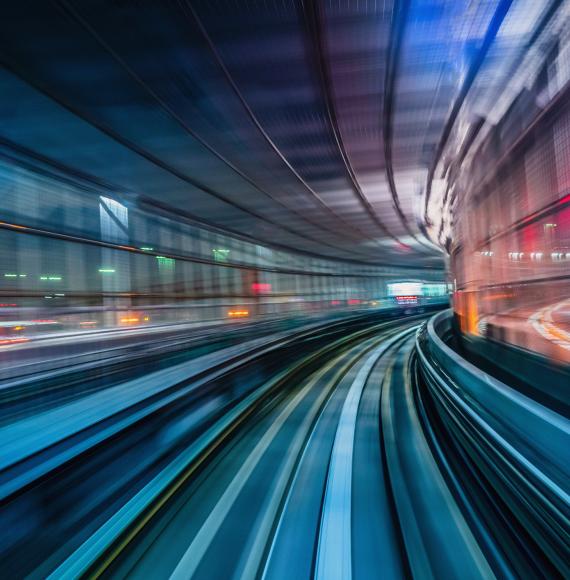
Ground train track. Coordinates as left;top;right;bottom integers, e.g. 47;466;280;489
1;310;566;578
62;320;423;579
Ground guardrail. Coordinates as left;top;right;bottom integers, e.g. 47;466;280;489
416;310;570;577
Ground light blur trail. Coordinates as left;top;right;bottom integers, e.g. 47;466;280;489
1;0;570;577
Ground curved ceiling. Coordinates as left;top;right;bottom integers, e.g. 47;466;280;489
0;0;554;269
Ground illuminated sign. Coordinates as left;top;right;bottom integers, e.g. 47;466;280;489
388;282;422;297
396;295;418;305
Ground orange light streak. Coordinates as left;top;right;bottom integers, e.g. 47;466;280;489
228;310;249;318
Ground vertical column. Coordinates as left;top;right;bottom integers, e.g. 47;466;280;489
99;196;130;328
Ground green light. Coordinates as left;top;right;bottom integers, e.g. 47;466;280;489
212;248;230;262
49;276;62;281
4;274;17;278
40;276;48;280
98;268;116;274
156;255;175;273
140;246;154;251
19;274;26;278
40;275;62;281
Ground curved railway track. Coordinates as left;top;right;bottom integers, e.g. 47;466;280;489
0;310;567;579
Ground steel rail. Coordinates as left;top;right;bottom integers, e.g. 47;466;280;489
50;316;410;578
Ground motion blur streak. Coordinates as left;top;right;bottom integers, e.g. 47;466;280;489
0;0;569;578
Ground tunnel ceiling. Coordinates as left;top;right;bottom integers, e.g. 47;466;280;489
0;0;555;268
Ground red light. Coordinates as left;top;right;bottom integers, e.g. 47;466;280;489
0;338;30;345
251;283;272;294
330;300;341;306
396;295;418;304
347;299;361;305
